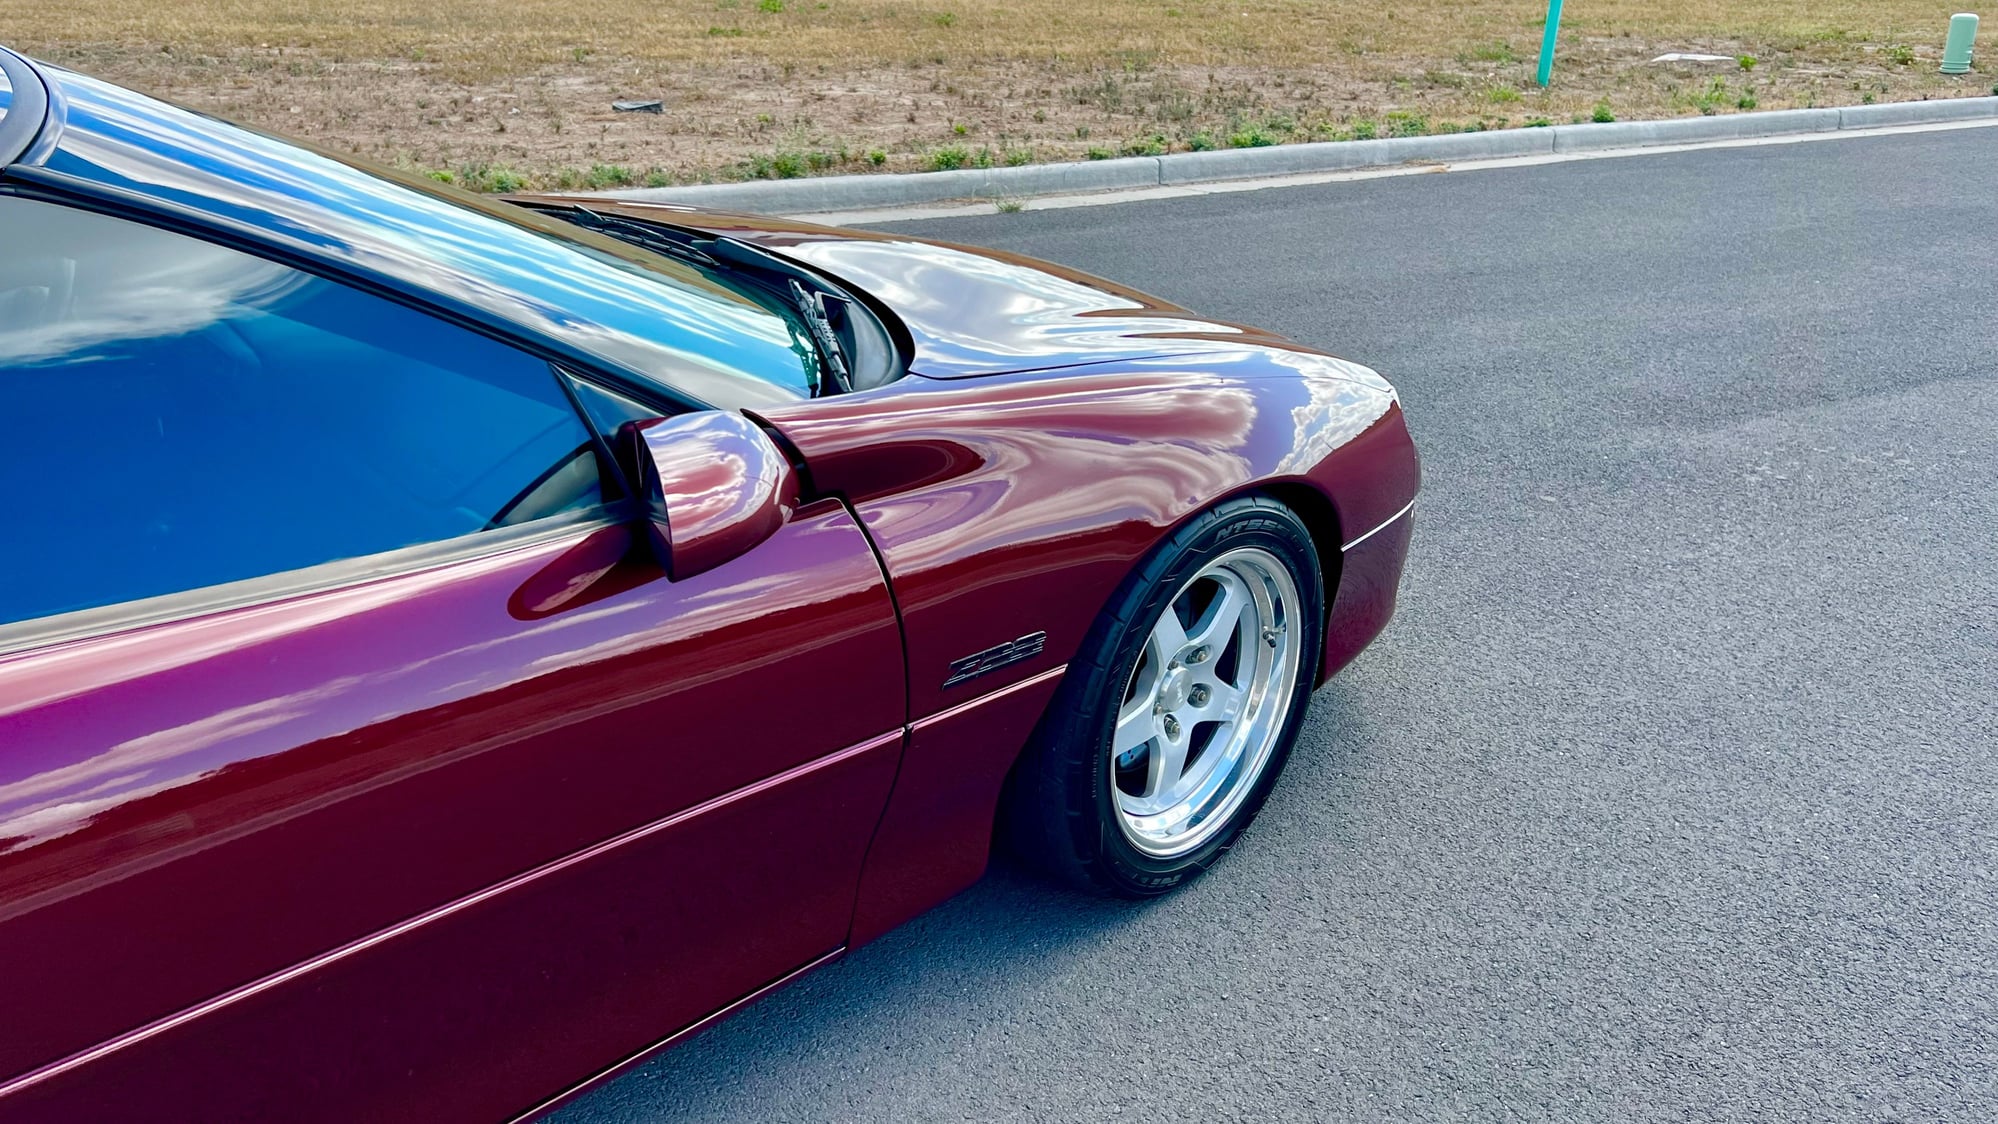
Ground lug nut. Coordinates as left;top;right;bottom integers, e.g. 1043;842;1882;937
1188;645;1210;664
1189;685;1210;706
1162;714;1181;739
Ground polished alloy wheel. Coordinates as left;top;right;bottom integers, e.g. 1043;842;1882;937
1109;546;1304;858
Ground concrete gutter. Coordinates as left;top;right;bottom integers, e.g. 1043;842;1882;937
604;97;1998;215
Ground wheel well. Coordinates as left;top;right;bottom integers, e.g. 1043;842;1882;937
1253;481;1343;599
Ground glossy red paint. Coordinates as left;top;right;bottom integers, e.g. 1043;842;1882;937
3;86;1418;1118
848;666;1068;945
754;359;1415;721
1325;509;1416;682
0;501;903;1118
556;197;1421;709
1;736;901;1123
623;410;801;580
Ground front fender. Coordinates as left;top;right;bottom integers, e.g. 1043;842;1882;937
754;349;1416;721
757;351;1417;944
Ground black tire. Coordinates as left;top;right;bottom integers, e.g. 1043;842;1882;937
1004;495;1326;897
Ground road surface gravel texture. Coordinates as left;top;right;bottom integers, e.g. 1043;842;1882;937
558;128;1998;1123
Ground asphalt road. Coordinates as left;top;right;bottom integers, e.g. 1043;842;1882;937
560;127;1998;1122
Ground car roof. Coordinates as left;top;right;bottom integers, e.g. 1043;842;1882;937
3;53;811;410
0;46;51;167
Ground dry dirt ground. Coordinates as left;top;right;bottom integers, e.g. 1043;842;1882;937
5;2;1991;190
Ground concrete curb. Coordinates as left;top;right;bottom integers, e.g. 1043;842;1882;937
606;97;1998;214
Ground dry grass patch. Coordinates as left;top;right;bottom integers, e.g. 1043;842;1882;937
5;1;1988;188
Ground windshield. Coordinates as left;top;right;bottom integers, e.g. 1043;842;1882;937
39;67;817;407
524;218;828;398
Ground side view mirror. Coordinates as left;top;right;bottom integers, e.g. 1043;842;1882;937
618;412;800;581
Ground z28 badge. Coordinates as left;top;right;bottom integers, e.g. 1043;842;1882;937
943;631;1047;688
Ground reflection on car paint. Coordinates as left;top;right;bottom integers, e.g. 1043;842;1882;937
0;505;903;1082
41;71;811;408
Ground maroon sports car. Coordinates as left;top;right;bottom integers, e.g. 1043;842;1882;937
0;47;1417;1121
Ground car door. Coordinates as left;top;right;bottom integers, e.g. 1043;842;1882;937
0;197;905;1121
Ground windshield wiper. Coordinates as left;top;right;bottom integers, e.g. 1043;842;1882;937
540;204;860;396
557;205;720;269
788;279;852;395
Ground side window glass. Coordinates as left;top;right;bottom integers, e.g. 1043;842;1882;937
0;198;604;628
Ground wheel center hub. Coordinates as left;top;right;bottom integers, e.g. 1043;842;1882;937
1155;666;1193;713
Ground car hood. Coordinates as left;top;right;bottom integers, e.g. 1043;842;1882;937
515;196;1301;381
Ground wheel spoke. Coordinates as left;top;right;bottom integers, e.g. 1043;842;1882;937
1149;605;1189;663
1145;725;1189;801
1112;696;1158;757
1185;572;1249;657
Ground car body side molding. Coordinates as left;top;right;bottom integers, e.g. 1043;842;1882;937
0;732;904;1120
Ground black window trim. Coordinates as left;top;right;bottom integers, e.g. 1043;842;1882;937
0;191;668;657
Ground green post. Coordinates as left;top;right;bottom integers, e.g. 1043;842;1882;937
1941;12;1978;74
1536;0;1566;87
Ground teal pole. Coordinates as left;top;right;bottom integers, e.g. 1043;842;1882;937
1536;0;1565;87
1941;13;1978;74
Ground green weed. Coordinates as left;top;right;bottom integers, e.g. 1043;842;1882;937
1683;76;1730;115
1384;110;1428;137
1460;41;1517;64
453;163;525;192
744;151;828;178
585;163;635;188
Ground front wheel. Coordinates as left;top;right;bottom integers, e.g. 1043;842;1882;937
1006;496;1325;896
